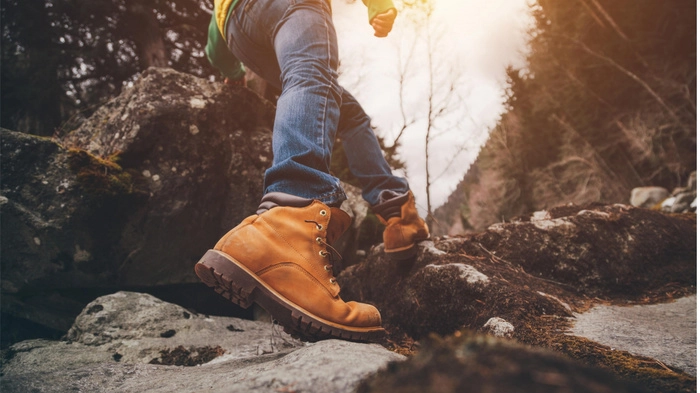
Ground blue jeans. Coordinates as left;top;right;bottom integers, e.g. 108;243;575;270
225;0;408;206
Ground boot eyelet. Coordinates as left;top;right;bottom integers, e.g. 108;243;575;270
324;265;332;272
320;210;327;216
316;237;322;244
316;224;323;230
330;278;337;285
319;250;329;257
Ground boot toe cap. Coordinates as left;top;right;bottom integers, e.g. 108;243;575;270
347;301;382;327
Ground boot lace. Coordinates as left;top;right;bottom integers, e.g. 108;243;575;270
305;219;343;282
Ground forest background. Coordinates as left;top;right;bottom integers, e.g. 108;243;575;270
1;0;696;232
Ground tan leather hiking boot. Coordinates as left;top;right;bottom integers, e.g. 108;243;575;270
194;193;383;342
374;191;430;260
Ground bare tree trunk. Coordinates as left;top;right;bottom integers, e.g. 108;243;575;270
391;0;469;228
424;21;436;227
403;5;437;226
390;36;419;149
2;0;64;136
125;0;168;69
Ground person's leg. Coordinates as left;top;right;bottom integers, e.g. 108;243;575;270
336;88;408;205
226;0;427;261
196;0;383;342
226;0;345;205
335;88;430;258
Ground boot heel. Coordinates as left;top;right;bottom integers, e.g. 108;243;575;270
195;250;256;309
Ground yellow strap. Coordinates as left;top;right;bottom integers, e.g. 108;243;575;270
214;0;236;35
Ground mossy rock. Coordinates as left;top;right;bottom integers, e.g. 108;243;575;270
67;148;133;196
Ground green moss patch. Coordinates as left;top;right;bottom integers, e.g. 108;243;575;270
67;149;133;196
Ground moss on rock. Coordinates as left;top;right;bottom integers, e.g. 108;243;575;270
67;148;133;196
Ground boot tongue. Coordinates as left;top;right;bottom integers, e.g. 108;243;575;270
327;207;352;245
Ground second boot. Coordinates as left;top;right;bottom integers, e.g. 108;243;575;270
373;190;430;260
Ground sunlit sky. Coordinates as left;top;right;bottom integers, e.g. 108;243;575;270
331;0;532;216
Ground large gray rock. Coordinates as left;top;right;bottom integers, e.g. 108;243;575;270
1;67;275;341
570;295;696;376
667;191;697;213
1;292;404;393
61;67;276;287
62;291;299;364
0;131;89;292
1;128;141;335
1;67;369;343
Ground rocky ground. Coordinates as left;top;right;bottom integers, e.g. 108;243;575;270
3;205;695;392
1;292;404;393
571;295;696;376
339;204;696;392
1;68;696;393
2;288;694;393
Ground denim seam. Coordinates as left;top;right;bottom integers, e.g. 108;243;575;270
314;188;346;202
318;8;332;148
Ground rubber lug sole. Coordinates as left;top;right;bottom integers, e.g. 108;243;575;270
384;244;418;261
194;250;385;343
